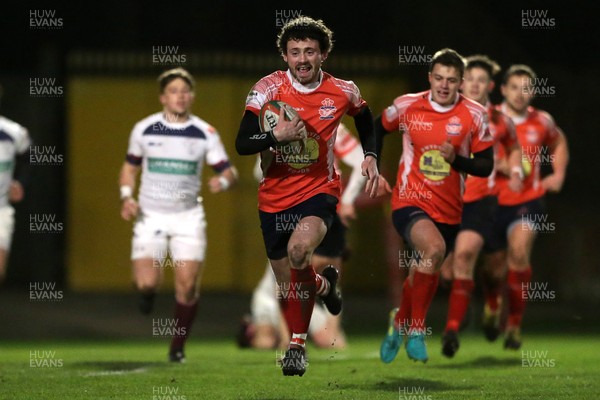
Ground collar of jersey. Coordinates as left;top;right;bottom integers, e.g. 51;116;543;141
160;113;193;128
428;90;460;113
286;69;323;93
500;103;527;125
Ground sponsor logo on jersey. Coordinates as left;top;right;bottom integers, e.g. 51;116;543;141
419;149;451;182
148;158;197;175
0;160;13;172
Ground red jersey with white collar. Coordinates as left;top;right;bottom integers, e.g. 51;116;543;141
496;104;561;205
245;70;367;213
381;90;493;224
463;104;518;203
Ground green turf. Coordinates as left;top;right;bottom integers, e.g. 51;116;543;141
1;333;598;399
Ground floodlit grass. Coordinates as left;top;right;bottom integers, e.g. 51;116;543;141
1;333;598;399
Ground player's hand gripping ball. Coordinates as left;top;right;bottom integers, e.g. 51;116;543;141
259;100;308;139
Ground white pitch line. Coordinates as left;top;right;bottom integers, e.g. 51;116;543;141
80;367;147;377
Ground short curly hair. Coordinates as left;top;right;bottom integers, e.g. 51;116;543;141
276;16;334;56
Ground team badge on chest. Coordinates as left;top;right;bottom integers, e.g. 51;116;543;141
446;116;462;136
319;98;337;120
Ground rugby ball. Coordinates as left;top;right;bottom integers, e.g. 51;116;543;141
259;100;307;138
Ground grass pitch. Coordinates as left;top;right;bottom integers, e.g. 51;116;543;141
1;333;598;400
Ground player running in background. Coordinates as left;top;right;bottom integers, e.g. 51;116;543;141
235;16;379;376
239;123;367;350
119;68;237;362
0;85;31;284
440;55;523;358
485;64;568;349
377;48;494;364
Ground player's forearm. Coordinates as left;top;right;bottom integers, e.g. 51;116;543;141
219;166;238;190
450;147;493;177
551;134;569;179
507;144;524;178
236;111;278;155
353;107;377;158
119;163;139;197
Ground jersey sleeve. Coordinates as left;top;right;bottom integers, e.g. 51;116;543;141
499;114;518;151
14;124;31;155
381;104;399;132
380;95;413;133
206;128;231;172
470;107;494;153
540;111;561;146
245;73;280;115
125;124;144;165
343;80;367;116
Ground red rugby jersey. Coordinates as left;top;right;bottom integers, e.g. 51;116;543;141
381;90;493;224
245;70;367;212
463;104;518;203
496;104;561;206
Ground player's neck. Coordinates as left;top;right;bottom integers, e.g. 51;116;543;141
163;111;191;124
287;69;322;92
428;91;459;111
501;102;528;119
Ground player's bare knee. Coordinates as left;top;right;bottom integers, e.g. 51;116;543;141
455;248;477;268
453;261;473;279
288;242;310;268
508;247;529;269
426;245;446;270
176;281;196;301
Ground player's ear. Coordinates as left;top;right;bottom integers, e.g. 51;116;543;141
488;80;495;93
321;52;328;62
159;92;167;106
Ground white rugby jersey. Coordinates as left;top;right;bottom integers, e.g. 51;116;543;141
0;116;31;207
126;112;230;213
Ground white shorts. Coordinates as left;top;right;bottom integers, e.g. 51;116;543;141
251;262;327;334
131;205;207;262
0;206;15;251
